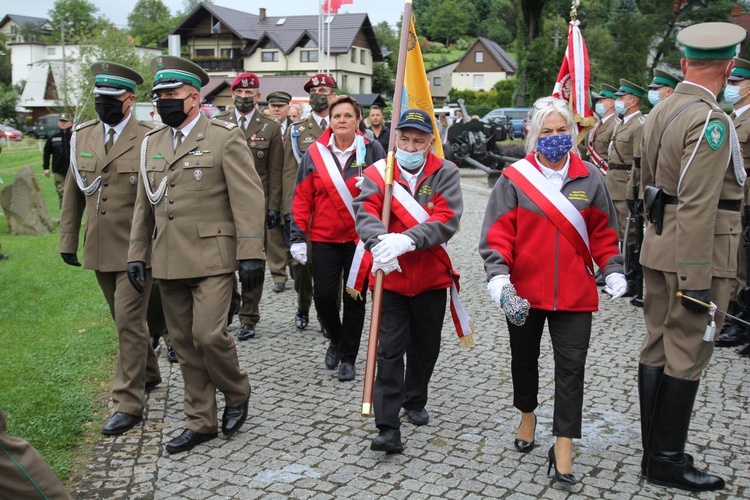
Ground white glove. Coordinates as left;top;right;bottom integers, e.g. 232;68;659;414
371;233;415;263
290;242;307;265
604;272;627;300
372;256;401;275
487;274;511;308
355;176;364;188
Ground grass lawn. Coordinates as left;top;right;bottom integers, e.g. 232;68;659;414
423;49;464;70
0;140;117;481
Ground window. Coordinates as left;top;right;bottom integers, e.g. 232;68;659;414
195;48;215;58
262;51;279;62
359;77;365;94
475;51;484;63
433;76;442;86
220;48;234;58
264;40;280;49
301;50;318;63
473;74;484;89
341;75;348;91
360;49;366;64
46;47;56;56
351;48;357;63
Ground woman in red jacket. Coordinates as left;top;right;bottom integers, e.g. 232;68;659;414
289;95;386;382
478;97;626;485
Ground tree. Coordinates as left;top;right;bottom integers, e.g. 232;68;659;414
0;34;11;87
371;61;394;96
48;0;101;43
177;0;214;18
128;0;175;47
429;0;474;45
513;0;548;106
479;0;517;47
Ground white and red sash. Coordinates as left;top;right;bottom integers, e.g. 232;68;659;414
586;121;607;174
371;160;475;347
503;158;595;275
308;141;371;295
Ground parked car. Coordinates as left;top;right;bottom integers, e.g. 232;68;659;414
481;108;532;139
200;104;220;118
0;124;24;145
482;115;514;142
25;114;61;139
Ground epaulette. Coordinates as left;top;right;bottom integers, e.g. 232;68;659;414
637;116;646;125
213;110;231;120
138;120;161;130
75;118;99;131
144;124;166;137
211;118;237;130
292;118;309;126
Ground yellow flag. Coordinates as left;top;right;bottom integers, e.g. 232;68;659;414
403;16;443;157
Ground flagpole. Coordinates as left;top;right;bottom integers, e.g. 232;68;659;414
361;0;413;417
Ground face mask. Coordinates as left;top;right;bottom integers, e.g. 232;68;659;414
536;134;573;163
309;93;329;112
156;96;191;128
724;84;744;105
614;100;627;116
95;95;126;125
647;90;661;107
234;96;255;113
395;147;427;170
594;102;606;116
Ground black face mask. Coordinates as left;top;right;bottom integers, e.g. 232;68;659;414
234;96;255;113
309;93;329;112
156;96;191;128
95;95;126;125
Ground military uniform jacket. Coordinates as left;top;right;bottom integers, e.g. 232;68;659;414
214;108;282;209
59;115;156;272
128;114;266;280
280;116;327;215
608;112;644;201
589;114;619;169
640;82;743;289
734;109;750;172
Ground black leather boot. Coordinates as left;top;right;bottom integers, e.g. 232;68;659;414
646;375;725;492
715;301;748;347
638;364;663;476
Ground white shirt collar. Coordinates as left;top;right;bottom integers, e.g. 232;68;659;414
328;133;356;168
735;102;750;118
601;113;615;123
683;81;716;99
313;112;328;128
622;111;641;124
399;165;424;195
536;153;570;191
104;114;130;144
235;108;255;126
172;113;201;141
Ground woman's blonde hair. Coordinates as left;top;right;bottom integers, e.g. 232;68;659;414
525;96;576;152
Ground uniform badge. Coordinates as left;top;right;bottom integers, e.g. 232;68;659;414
426;202;435;210
705;120;726;151
257;150;265;159
298;126;305;132
130;175;137;186
303;137;314;143
418;186;433;196
193;169;203;181
250;142;257;148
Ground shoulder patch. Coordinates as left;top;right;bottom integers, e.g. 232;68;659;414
705;120;726;150
638;116;646;125
211;118;237;130
75;118;99;131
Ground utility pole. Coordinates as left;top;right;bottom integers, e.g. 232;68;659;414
61;21;69;111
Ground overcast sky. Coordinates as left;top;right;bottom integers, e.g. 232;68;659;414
9;0;405;30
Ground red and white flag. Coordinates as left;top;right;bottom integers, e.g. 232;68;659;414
322;0;354;14
552;20;594;134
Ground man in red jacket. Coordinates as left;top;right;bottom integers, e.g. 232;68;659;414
354;109;464;453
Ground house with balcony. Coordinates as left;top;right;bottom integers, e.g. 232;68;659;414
171;3;382;95
451;37;516;92
0;14;52;44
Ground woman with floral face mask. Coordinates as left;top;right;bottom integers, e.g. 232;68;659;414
479;96;626;486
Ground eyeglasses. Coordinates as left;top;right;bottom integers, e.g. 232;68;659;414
533;97;569;110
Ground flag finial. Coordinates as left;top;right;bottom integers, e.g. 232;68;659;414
570;0;580;22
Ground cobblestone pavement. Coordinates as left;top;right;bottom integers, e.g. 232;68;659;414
70;170;750;499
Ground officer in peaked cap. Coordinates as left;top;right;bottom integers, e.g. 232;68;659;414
267;90;293;132
715;57;750;352
638;22;746;492
128;55;267;454
281;74;338;333
215;70;284;340
59;60;162;437
647;69;683;107
588;85;621;173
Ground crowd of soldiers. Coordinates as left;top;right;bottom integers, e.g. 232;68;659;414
2;19;748;498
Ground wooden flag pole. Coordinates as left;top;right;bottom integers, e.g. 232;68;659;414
361;0;413;417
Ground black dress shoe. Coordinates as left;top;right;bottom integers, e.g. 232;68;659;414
406;408;429;426
514;414;536;452
272;282;286;293
165;429;218;454
739;343;750;357
102;412;142;435
221;398;249;436
238;324;255;340
370;427;404;454
338;362;355;381
295;310;309;330
630;296;644;308
715;323;749;347
325;343;340;369
145;377;162;392
167;345;177;363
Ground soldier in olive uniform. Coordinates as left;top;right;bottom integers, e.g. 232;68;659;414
282;73;337;331
609;79;646;295
215;73;284;341
587;84;620;174
638;23;747;492
128;56;266;454
59;62;161;436
715;57;750;352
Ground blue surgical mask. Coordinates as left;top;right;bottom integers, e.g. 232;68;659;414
647;89;661;107
724;84;744;105
594;102;606;116
395;147;427;170
536;134;573;163
614;100;627;115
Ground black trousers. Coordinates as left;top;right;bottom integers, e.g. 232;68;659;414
507;309;592;439
374;289;447;430
311;242;366;364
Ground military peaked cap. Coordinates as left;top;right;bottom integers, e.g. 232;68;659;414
90;61;143;96
677;22;747;60
616;79;646;99
649;69;683;89
151;55;210;92
729;58;750;82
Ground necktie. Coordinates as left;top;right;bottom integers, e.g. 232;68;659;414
239;116;246;130
104;129;115;154
320;118;327;130
174;131;183;152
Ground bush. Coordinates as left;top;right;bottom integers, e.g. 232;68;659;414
455;38;470;50
425;41;445;53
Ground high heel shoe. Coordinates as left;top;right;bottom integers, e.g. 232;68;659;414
513;414;536;452
547;444;576;485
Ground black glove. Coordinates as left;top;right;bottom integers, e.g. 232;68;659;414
634;199;644;216
680;289;711;313
627;199;636;214
61;253;81;267
127;261;147;294
267;210;281;229
239;259;264;291
283;214;292;248
743;222;750;247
